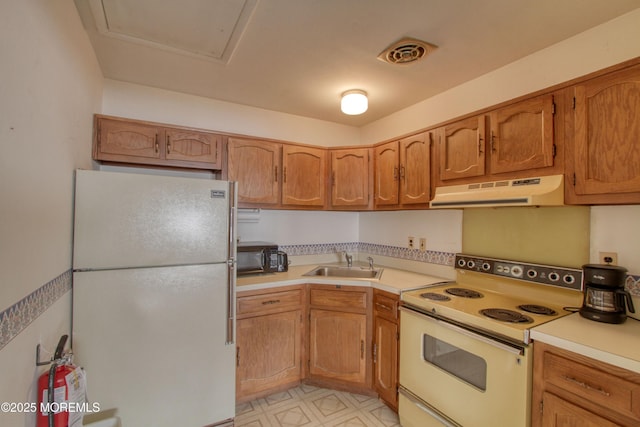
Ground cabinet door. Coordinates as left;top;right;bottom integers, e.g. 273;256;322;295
330;148;371;208
489;94;555;175
282;145;326;207
573;65;640;196
374;141;399;206
373;315;398;410
236;310;302;400
228;138;281;205
438;115;486;181
399;132;430;205
542;392;620;427
164;129;222;168
95;117;161;162
309;309;367;384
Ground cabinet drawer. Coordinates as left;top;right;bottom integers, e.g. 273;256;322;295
374;292;398;321
309;288;368;311
544;351;640;421
237;290;302;316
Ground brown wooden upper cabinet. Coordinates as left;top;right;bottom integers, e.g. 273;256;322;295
567;63;640;204
330;148;372;209
488;94;555;175
227;138;281;206
228;137;327;208
374;132;430;208
282;145;327;207
436;115;487;183
93;115;223;170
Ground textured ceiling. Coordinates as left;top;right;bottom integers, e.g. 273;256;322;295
75;0;640;126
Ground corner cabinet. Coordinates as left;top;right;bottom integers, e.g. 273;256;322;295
372;289;400;410
236;286;305;402
374;132;431;208
566;63;640;204
307;285;373;393
93;115;223;170
227;138;327;208
532;341;640;427
329;148;372;210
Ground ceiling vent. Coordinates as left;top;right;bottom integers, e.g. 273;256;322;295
377;37;437;65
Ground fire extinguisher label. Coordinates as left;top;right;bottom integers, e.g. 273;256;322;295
40;386;67;415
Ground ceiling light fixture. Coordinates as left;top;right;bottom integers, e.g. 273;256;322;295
341;90;368;115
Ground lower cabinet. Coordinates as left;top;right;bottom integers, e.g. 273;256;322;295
532;341;640;427
235;284;401;408
236;287;304;402
373;289;400;411
307;285;373;393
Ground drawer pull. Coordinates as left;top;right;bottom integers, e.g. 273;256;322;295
375;302;392;311
261;299;281;305
563;375;611;396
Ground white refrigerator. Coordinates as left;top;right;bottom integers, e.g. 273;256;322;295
72;169;236;427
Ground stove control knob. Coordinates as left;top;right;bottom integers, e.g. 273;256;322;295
510;265;523;278
549;272;560;282
457;258;466;267
482;262;491;271
527;269;538;278
563;274;575;284
467;260;476;269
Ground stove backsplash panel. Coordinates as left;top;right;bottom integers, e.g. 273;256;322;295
462;206;590;268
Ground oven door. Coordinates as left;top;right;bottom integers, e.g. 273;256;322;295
399;307;532;427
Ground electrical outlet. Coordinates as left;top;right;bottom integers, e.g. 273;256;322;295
599;251;618;265
419;237;426;252
408;236;415;249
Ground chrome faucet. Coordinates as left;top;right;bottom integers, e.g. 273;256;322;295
367;257;374;270
344;252;353;268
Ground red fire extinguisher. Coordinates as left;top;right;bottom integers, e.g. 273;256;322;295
36;335;78;427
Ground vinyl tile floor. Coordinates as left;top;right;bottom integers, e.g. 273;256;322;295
235;384;400;427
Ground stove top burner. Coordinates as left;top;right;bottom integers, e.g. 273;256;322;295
480;308;533;324
419;292;451;301
445;288;484;298
517;304;558;316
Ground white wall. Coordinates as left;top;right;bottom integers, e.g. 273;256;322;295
591;206;640;274
0;0;102;425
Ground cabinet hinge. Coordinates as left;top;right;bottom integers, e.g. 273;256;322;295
539;400;544;414
573;173;577;186
396;332;400;340
551;101;556;115
572;97;576;110
552;144;557;158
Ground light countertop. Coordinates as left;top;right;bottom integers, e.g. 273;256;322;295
531;313;640;374
236;263;449;295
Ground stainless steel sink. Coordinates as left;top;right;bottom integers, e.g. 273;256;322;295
303;265;383;279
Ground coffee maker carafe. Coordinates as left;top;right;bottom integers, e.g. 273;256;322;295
580;264;634;324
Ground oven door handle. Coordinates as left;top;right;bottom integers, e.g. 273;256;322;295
400;306;525;355
399;386;462;427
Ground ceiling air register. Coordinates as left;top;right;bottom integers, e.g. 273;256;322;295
429;175;564;208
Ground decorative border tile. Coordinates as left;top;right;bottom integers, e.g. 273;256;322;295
279;242;456;267
0;270;72;351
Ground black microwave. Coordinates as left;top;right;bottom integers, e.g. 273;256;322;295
237;241;288;275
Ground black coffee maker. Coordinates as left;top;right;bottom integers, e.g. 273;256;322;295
580;264;634;324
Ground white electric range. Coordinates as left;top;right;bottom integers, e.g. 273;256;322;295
399;254;584;427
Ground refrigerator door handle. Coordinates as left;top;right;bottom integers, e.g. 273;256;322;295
226;181;238;345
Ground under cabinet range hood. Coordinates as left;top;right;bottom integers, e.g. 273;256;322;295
429;175;564;208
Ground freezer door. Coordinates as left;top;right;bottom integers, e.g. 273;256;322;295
73;170;232;270
72;264;235;426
